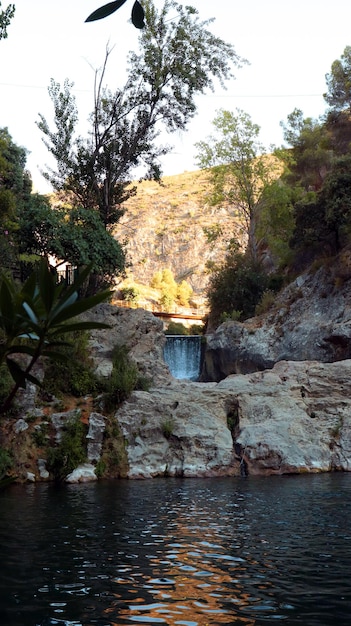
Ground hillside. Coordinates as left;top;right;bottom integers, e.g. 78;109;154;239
114;169;244;309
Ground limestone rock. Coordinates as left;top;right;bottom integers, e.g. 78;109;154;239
51;409;81;443
83;303;171;386
203;266;351;381
37;458;50;480
116;360;351;477
117;382;238;478
87;412;106;462
65;463;97;483
13;419;28;434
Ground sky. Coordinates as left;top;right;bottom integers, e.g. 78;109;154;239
1;0;351;193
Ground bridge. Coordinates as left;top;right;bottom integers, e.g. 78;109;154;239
114;300;207;328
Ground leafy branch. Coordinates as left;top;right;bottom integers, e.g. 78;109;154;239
86;0;145;29
0;260;111;413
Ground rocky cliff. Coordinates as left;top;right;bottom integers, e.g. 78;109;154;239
116;170;242;295
203;253;351;381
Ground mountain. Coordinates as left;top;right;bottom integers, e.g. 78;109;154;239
115;169;243;308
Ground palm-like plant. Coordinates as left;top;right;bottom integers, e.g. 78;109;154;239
0;260;111;413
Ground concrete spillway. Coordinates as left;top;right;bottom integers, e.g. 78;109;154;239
163;335;202;381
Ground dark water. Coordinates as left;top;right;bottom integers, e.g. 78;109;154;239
163;336;202;380
0;474;350;625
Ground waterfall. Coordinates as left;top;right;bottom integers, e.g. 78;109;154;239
164;335;202;381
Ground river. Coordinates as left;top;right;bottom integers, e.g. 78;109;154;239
0;474;350;625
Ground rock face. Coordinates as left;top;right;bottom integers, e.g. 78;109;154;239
84;303;172;386
117;383;238;478
203;263;351;381
116;360;351;477
118;171;242;293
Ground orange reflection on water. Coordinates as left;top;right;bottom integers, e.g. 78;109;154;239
107;505;269;625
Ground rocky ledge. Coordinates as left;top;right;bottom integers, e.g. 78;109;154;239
116;359;351;477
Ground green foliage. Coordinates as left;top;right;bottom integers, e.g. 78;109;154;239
151;269;192;309
0;360;12;405
0;260;111;413
255;290;276;316
86;0;145;29
42;331;98;397
195;108;279;260
120;285;140;304
188;323;204;335
47;413;87;481
324;46;351;112
0;2;15;40
0;447;13;478
203;223;223;246
219;310;242;324
256;179;296;267
321;155;351;249
161;417;175;439
290;155;351;257
101;345;139;412
165;321;204;335
31;423;49;448
207;252;277;327
280;109;333;192
40;0;242;237
165;322;188;335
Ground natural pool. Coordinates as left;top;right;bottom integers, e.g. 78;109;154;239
0;474;350;625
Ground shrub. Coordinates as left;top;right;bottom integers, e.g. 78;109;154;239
165;322;189;335
219;310;243;324
188;323;204;335
160;293;174;312
0;362;13;406
255;290;276;316
120;285;139;305
161;417;175;439
0;447;13;479
42;330;98;397
207;252;282;327
101;345;139;412
47;412;87;481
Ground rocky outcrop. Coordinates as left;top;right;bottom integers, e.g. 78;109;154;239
84;303;172;386
203;263;351;381
117;383;238;478
116;359;351;477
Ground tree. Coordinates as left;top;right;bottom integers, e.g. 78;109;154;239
324;46;351;113
37;1;243;230
280;108;333;192
86;0;145;28
207;251;272;327
0;127;33;274
195;108;278;260
0;2;15;40
320;155;351;251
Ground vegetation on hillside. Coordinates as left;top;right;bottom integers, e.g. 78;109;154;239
201;45;351;328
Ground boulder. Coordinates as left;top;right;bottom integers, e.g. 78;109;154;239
83;303;172;386
65;463;97;483
117;383;238;478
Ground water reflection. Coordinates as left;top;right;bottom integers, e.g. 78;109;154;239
0;475;350;625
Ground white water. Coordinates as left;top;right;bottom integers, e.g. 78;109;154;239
164;335;202;380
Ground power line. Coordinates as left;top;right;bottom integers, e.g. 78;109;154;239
0;82;324;99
